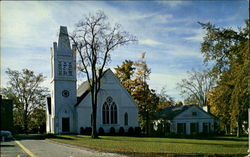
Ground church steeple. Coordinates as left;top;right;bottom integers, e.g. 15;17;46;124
57;26;71;56
47;26;77;134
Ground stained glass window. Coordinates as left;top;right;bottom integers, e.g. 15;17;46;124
102;97;117;124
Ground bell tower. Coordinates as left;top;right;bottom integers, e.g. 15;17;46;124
47;26;77;134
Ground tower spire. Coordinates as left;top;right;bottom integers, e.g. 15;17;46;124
57;26;71;56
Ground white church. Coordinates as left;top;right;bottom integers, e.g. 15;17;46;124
46;26;139;134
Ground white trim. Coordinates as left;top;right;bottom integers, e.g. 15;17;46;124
105;69;138;109
174;105;214;120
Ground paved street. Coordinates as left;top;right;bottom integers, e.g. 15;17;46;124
15;139;126;157
0;140;29;157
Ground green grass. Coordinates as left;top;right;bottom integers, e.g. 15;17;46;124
50;135;248;156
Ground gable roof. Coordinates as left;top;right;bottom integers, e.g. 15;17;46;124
154;105;193;120
75;68;138;108
77;80;90;97
154;105;218;120
75;69;109;107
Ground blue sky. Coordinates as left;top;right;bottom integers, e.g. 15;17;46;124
1;0;248;101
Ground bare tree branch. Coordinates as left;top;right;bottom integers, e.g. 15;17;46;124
69;11;137;138
177;69;216;106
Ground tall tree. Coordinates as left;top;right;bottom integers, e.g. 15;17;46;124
133;54;158;135
29;108;46;133
177;69;216;107
70;11;136;138
1;68;49;133
115;60;136;94
115;53;159;135
206;84;232;134
199;20;249;137
157;87;175;109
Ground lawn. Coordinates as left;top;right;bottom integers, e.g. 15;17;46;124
49;135;248;156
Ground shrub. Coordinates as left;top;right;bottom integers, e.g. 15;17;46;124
85;127;92;135
134;127;141;136
80;127;84;135
98;127;104;135
119;127;125;136
13;125;24;134
128;127;134;136
109;127;116;136
218;130;226;136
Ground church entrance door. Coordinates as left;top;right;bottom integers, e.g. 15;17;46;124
62;117;70;132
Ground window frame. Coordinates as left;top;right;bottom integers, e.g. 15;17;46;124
102;97;118;125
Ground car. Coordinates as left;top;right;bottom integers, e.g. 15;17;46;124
0;130;13;141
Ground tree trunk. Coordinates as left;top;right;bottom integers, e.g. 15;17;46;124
236;115;241;138
24;104;28;134
146;110;149;136
225;124;230;135
91;84;98;139
91;105;98;138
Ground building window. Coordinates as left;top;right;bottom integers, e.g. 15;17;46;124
190;123;199;134
177;123;186;135
102;102;109;124
203;122;210;134
124;112;128;126
192;112;197;116
111;102;117;124
58;61;62;76
68;62;72;76
63;62;67;76
102;96;117;124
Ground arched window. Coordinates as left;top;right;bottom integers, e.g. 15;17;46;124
111;102;117;124
124;112;128;126
102;102;109;124
102;97;117;124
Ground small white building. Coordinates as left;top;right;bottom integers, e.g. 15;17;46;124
46;26;139;134
153;105;219;135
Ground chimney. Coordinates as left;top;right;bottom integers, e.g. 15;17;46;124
202;106;210;113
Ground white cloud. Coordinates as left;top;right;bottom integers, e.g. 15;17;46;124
1;1;58;48
159;42;202;58
139;39;163;46
1;1;55;88
183;29;205;42
152;14;173;24
156;1;188;8
0;1;209;98
1;51;51;89
148;72;186;101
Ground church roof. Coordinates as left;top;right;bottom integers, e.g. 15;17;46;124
75;80;90;106
75;69;110;106
77;81;90;97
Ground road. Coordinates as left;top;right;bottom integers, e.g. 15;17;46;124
0;140;29;157
1;139;126;157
